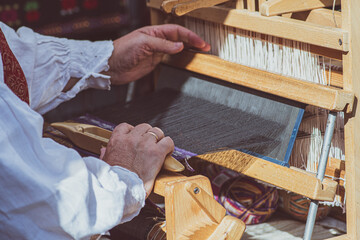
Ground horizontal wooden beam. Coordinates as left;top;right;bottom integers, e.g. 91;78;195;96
194;149;338;201
163;51;354;112
260;0;341;17
147;1;349;52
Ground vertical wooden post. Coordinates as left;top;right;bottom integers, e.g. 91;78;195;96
247;0;256;11
342;0;360;239
235;0;245;9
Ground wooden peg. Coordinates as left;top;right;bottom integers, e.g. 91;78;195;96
50;122;185;172
260;0;341;17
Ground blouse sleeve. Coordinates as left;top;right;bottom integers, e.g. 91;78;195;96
0;22;113;114
0;84;146;239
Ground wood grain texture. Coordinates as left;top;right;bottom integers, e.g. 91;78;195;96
291;8;342;28
235;0;244;9
172;0;230;16
162;51;354;112
342;0;360;238
148;1;349;52
260;0;341;16
246;0;256;11
194;149;338;201
156;173;244;240
207;216;246;240
186;182;226;224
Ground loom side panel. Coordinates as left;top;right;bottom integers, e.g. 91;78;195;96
342;0;360;239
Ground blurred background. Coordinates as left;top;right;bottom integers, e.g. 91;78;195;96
0;0;150;121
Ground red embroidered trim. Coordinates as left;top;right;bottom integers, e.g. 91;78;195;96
0;28;29;104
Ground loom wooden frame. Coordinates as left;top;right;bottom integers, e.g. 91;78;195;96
148;0;359;239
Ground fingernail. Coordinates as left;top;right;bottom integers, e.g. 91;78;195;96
174;42;183;49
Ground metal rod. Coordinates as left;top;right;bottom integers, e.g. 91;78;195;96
303;111;337;240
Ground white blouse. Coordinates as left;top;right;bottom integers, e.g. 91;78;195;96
0;22;146;239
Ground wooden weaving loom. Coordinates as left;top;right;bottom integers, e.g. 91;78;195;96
52;0;358;239
143;0;359;239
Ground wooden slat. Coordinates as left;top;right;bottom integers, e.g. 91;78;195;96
194;149;338;201
235;0;244;9
163;51;354;112
292;8;342;28
247;0;256;11
327;69;343;88
260;0;341;17
148;1;349;52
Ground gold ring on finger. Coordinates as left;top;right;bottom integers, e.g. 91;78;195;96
147;131;159;142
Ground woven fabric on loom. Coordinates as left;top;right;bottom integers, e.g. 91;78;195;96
93;89;284;157
92;66;304;165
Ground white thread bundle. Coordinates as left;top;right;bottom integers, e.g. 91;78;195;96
185;17;340;85
289;106;345;207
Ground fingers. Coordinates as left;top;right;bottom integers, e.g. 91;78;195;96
145;35;185;55
129;123;152;137
99;147;106;159
147;24;211;52
144;127;165;143
158;136;175;155
125;123;167;145
113;122;134;135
